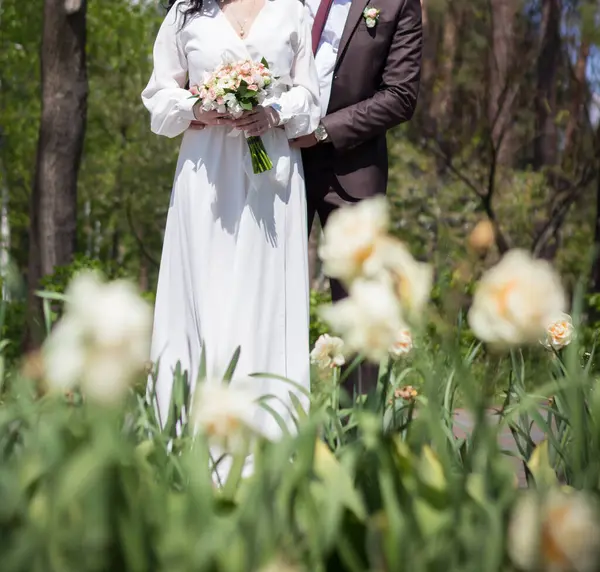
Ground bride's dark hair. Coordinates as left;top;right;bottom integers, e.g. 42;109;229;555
166;0;203;24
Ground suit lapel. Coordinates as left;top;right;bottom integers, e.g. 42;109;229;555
335;0;371;70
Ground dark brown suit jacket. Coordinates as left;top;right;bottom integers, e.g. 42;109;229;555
303;0;422;200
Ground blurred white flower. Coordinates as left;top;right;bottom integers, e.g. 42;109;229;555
192;380;264;453
318;196;389;284
390;329;413;357
468;250;566;347
541;313;575;351
258;557;301;572
317;198;432;321
508;489;600;572
310;334;346;370
43;271;152;404
468;219;495;254
373;237;433;321
321;279;404;362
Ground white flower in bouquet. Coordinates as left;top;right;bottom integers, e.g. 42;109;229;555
541;313;575;351
389;328;413;357
43;271;152;405
468;249;566;347
310;334;346;370
192;380;265;453
508;489;600;572
319;196;389;284
321;279;404;362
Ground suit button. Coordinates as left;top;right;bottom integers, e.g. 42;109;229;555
334;74;338;80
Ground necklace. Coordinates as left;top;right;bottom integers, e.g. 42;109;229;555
221;0;257;38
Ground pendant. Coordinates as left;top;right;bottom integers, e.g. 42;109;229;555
240;29;245;37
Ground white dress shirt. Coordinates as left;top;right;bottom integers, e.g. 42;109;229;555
305;0;352;116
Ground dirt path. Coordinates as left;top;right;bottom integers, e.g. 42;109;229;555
452;409;547;486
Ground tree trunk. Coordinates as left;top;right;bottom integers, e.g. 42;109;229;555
26;0;88;347
589;126;600;297
308;218;321;289
531;0;561;260
417;0;438;138
420;0;436;102
591;167;600;296
488;0;519;166
563;40;590;161
0;132;11;301
429;3;460;138
533;0;560;170
138;230;149;292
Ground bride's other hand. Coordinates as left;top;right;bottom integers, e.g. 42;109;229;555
192;103;231;126
230;106;280;137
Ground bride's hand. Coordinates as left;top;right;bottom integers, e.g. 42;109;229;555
230;106;280;136
192;103;230;126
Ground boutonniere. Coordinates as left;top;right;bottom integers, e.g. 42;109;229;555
363;7;381;28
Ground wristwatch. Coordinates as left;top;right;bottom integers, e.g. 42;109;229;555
314;122;328;142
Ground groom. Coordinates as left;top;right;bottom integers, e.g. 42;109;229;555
291;0;423;395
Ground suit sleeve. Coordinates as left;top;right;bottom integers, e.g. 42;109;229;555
320;0;422;151
141;0;197;138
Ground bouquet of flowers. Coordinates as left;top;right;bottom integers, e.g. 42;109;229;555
189;58;276;174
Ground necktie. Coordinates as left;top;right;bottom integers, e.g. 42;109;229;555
311;0;335;55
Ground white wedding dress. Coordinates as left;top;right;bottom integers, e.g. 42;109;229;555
142;0;320;452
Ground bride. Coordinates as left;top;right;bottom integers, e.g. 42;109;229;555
142;0;319;440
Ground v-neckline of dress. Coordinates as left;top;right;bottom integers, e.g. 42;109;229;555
217;0;269;43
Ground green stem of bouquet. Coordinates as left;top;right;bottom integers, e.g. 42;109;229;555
247;136;273;174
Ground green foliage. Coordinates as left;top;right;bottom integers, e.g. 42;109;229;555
2;289;600;570
309;288;331;348
0;0;43;271
38;256;127;294
3;0;600;320
0;300;26;367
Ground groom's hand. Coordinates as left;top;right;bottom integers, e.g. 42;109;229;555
289;133;318;148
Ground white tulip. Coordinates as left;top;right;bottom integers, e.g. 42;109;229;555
43;317;87;391
310;334;346;370
317;198;432;321
373;236;433;322
508;489;600;572
468;250;566;347
321;279;404;362
43;271;152;404
389;329;413;357
192;379;266;453
541;313;575;351
318;196;389;284
259;557;301;572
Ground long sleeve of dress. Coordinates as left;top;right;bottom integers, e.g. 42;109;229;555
141;2;196;138
267;5;321;139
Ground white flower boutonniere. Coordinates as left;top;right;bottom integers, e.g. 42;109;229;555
363;7;381;28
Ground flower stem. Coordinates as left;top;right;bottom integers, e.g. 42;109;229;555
247;136;273;174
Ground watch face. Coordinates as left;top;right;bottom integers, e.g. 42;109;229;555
316;126;327;141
